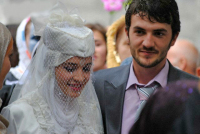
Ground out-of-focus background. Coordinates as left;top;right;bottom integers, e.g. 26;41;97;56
0;0;200;50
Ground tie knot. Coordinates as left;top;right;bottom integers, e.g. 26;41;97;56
137;84;159;100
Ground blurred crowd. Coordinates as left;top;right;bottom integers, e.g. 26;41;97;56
4;14;200;77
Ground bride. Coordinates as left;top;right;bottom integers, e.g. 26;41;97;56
2;2;103;134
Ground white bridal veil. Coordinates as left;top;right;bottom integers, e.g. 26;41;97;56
7;2;103;133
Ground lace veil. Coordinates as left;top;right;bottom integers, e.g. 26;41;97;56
0;23;12;74
12;2;103;133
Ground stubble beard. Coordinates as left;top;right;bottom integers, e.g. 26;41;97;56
133;55;166;68
131;41;172;68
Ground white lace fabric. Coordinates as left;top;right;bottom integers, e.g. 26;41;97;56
2;2;103;134
10;89;103;134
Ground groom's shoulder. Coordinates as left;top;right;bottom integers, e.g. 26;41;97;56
94;65;130;79
168;64;199;81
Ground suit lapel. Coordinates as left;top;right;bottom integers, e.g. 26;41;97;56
104;65;130;134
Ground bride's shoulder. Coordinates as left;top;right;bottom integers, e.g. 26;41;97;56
2;91;45;115
2;97;33;116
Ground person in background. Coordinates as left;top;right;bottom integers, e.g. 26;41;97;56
6;24;19;67
0;18;40;111
0;22;13;134
2;2;103;134
93;0;199;133
167;39;199;75
3;17;40;86
129;80;200;134
86;23;107;72
196;56;200;77
106;15;132;68
0;24;19;112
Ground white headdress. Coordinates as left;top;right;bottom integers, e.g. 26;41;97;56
0;23;12;73
9;17;31;81
12;2;103;133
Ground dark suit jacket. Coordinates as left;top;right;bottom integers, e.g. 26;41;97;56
93;62;199;134
0;84;15;112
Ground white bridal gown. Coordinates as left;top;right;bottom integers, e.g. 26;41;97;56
2;90;103;134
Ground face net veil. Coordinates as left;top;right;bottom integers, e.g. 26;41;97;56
12;2;103;133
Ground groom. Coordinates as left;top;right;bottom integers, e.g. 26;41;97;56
93;0;199;133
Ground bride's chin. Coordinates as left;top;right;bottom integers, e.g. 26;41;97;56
62;88;82;98
68;92;81;98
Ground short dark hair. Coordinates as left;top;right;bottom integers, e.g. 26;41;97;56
85;23;107;42
125;0;181;39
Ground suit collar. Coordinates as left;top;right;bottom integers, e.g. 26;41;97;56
106;64;131;88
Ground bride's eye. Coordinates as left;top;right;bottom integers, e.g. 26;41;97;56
82;64;92;72
83;66;91;72
64;66;76;72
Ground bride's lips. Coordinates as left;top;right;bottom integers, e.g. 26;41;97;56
68;84;83;91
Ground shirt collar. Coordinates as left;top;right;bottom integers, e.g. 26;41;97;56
126;60;169;90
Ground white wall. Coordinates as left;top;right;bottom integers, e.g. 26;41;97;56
0;0;125;27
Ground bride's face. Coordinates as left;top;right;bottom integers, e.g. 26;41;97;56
55;56;92;98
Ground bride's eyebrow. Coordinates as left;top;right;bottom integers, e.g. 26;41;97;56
64;62;78;66
84;62;92;66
